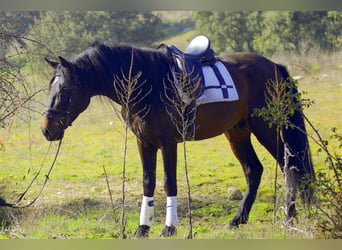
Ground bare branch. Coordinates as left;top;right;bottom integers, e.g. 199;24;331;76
112;49;151;239
160;66;203;239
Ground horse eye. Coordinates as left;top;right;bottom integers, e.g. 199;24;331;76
49;77;55;85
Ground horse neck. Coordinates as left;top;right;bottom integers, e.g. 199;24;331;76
85;46;164;108
79;48;132;104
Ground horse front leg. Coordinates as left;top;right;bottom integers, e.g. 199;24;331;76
134;139;158;238
160;141;178;237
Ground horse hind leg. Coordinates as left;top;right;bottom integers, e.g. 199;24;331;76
249;118;297;223
224;122;264;227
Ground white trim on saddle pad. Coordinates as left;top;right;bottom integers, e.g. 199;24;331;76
196;61;239;105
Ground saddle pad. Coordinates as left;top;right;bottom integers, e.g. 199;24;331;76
196;61;239;105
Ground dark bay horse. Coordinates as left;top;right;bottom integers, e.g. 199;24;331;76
41;41;315;238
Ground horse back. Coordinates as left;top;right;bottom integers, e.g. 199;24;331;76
218;52;283;109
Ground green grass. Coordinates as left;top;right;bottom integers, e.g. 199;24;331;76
0;48;341;239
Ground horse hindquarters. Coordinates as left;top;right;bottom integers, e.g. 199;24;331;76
247;64;315;222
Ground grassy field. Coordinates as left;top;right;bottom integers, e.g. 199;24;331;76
0;37;341;239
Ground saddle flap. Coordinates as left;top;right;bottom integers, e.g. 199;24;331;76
158;35;221;101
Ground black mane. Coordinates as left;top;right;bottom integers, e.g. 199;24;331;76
69;42;173;103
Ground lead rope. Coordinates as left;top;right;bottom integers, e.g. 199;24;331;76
0;139;62;209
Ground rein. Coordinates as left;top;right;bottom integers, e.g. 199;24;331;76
0;139;63;209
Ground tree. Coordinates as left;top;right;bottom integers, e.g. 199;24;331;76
27;11;164;57
253;11;341;55
26;11;165;82
194;11;342;56
325;11;342;51
193;11;262;53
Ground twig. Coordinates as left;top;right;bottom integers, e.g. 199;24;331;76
102;165;117;220
112;49;150;239
161;67;202;239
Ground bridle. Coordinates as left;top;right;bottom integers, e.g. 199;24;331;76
43;74;80;130
43;104;73;130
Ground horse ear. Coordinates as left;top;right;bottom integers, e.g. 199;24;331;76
45;58;58;69
58;56;77;73
58;56;73;70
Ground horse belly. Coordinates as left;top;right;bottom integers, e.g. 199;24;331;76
194;102;244;140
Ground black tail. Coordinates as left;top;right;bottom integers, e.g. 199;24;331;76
277;64;315;204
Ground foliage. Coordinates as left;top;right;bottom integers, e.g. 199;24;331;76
29;11;164;56
252;68;342;238
310;127;342;238
193;11;342;55
252;75;313;130
193;11;263;53
25;11;165;82
0;12;41;134
0;11;38;57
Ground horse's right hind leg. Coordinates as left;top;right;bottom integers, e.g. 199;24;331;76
249;118;297;223
224;124;263;227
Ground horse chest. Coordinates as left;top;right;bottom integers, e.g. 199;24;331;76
131;117;145;137
129;116;157;144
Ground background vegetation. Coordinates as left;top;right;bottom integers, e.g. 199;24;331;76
0;11;341;239
194;11;342;55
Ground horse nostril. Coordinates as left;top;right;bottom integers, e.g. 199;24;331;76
41;122;65;141
41;126;52;141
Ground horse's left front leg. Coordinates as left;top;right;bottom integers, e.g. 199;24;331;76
134;139;158;238
160;141;178;237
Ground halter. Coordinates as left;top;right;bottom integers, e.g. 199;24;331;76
43;90;75;130
44;69;80;130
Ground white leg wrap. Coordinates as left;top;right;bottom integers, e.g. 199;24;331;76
165;196;178;227
139;196;154;226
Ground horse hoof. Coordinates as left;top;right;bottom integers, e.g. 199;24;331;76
227;218;244;229
226;221;239;229
160;226;177;238
134;225;150;238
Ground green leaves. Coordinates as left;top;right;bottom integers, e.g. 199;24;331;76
252;76;307;130
193;11;342;55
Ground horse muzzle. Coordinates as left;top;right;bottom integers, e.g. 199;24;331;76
41;116;66;141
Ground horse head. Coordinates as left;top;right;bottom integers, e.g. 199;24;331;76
41;56;91;141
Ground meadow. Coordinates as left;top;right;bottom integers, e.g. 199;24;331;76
0;39;341;239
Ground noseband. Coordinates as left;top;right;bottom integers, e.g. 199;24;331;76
43;92;74;130
44;108;72;129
